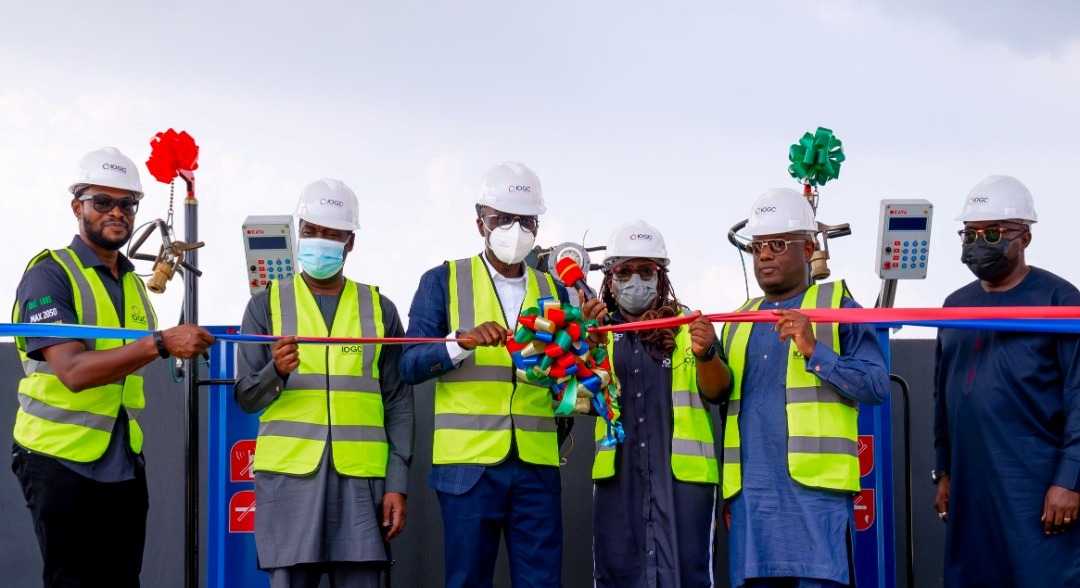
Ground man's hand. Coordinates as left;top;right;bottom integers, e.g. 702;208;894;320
773;310;816;358
271;336;299;378
1042;485;1079;535
161;324;216;359
581;292;608;346
934;475;950;524
458;321;507;350
688;312;717;359
382;492;408;540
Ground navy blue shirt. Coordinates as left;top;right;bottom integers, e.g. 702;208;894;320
934;267;1080;586
13;236;144;482
398;258;567;494
593;323;724;588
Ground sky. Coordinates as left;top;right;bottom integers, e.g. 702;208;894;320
2;0;1079;340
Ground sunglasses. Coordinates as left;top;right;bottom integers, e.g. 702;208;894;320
78;193;139;215
482;213;539;232
747;238;806;256
611;262;660;282
958;227;1026;245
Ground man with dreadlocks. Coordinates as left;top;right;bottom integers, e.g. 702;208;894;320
591;219;732;587
722;188;889;588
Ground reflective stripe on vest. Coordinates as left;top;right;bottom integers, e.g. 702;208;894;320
434;255;560;466
720;281;857;499
592;318;718;483
12;247;156;461
255;276;388;477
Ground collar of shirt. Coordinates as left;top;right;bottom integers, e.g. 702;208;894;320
69;235;136;276
480;251;527;327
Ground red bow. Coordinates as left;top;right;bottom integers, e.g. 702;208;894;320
146;129;199;184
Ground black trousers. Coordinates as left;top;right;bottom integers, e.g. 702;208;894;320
11;446;149;588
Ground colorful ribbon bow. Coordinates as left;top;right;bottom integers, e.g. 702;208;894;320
787;126;845;187
146;128;200;184
507;297;624;446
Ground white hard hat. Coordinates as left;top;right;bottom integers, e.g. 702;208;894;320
476;162;546;216
604;219;670;268
744;188;817;237
955;175;1038;224
294;178;360;231
68;146;144;199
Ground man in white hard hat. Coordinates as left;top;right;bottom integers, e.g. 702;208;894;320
234;178;413;588
400;162;603;587
590;219;732;587
933;175;1080;586
11;146;216;587
721;188;889;588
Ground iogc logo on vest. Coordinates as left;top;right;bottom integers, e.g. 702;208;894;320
340;345;365;358
130;305;147;325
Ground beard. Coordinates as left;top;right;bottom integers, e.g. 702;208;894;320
82;215;131;251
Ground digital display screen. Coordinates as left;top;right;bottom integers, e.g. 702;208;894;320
888;217;928;231
248;236;288;251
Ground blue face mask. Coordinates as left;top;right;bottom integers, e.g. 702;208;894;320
297;237;347;279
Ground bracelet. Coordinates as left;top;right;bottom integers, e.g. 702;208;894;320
693;344;716;362
152;331;170;358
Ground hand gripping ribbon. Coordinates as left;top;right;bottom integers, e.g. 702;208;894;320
507;297;625;447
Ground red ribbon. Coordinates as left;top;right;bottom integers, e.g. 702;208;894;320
146;129;199;184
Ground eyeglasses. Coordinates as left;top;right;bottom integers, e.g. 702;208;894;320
958;226;1026;245
482;214;539;232
78;193;139;215
611;262;660;282
747;238;805;256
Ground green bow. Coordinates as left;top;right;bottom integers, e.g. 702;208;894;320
787;127;845;187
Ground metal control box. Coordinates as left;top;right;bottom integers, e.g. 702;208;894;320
242;215;295;294
876;200;933;279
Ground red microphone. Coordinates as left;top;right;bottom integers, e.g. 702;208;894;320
555;257;596;301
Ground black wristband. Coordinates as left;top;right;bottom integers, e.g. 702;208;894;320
694;344;716;362
153;331;170;358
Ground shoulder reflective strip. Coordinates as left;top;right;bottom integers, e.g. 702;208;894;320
125;407;143;420
355;284;378;375
787;386;856;408
724;297;762;352
439;364;511;383
788;435;858;457
131;277;157;332
513;415;558;433
279;278;297;335
726;399;741;416
596;444;615;453
532;268;554;299
19;393;115;432
812;283;836;349
53;249;97;349
434;413;513;431
288;373;381;393
723;448;741;463
330;424;388;442
672;438;716;459
455;258;475;329
257;420;327;441
672;389;706;409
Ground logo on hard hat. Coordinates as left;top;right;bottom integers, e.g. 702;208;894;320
629;233;653;241
103;163;127;174
507;185;532;193
320;198;344;207
970;196;990;203
754;206;777;214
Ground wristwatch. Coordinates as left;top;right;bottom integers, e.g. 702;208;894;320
152;331;170;359
931;469;948;485
694;344;717;362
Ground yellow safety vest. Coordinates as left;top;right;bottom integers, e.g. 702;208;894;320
433;255;560;466
721;281;858;499
592;320;718;483
12;247;157;461
254;276;388;477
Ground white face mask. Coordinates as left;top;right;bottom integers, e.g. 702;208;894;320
486;223;536;265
